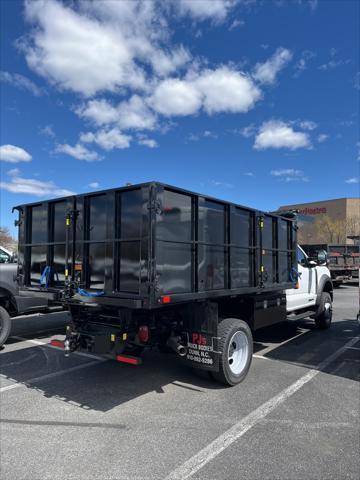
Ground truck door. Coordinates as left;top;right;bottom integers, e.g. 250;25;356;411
286;246;316;311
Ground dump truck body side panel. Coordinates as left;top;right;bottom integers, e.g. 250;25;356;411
16;182;297;308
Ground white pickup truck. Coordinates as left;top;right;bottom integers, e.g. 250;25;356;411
286;245;333;329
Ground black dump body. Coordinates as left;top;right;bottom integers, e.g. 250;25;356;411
15;182;297;309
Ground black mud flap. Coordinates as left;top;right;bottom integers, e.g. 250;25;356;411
182;302;220;371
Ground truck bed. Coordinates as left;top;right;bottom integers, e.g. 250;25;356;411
15;182;297;309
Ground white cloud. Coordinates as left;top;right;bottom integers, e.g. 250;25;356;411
117;96;157;130
240;124;256;138
299;120;317;130
39;125;55;138
186;130;218;142
203;130;218;139
345;177;359;184
22;0;146;96
150;46;191;77
318;50;351;71
17;0;295;153
317;133;328;143
253;47;293;85
76;99;119;126
150;78;202;116
21;0;193;97
293;50;315;78
308;0;318;11
138;138;158;148
0;145;32;163
56;143;101;161
229;19;245;31
210;180;234;188
76;95;156;130
243;172;254;177
254;120;311;150
187;133;200;142
88;182;100;188
318;60;351;70
0;71;45;96
271;169;309;182
7;168;21;177
0;169;75;196
176;0;237;22
194;67;261;114
150;67;261;117
80;128;131;150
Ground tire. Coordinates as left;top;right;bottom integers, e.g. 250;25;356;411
314;292;333;329
212;318;253;386
0;306;12;347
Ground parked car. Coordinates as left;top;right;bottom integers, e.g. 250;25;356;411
0;245;62;347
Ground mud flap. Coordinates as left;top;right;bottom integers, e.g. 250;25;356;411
182;302;220;371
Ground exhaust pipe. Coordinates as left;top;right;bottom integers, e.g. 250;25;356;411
166;336;187;357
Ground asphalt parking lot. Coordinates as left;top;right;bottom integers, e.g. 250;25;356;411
1;286;359;480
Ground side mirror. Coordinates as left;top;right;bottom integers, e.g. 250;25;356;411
317;250;327;265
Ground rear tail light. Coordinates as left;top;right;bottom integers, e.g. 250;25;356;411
138;325;149;343
116;355;142;365
50;339;64;348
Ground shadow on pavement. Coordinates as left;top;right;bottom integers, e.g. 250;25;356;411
1;317;359;412
0;341;225;412
254;318;360;383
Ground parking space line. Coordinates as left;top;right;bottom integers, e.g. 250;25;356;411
165;335;360;480
0;359;105;393
252;354;273;361
11;336;104;360
255;328;309;356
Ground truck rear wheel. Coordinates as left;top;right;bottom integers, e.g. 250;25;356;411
0;306;12;347
314;292;332;329
212;318;253;386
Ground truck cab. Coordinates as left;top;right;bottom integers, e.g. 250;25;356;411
286;245;333;328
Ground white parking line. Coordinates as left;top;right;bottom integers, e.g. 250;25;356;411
255;328;308;356
252;354;272;361
11;336;104;360
0;359;105;393
165;335;360;480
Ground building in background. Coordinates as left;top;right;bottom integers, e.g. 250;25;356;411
278;198;359;245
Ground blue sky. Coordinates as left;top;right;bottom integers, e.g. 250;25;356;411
1;0;359;236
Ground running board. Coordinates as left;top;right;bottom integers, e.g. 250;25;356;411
287;310;314;321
